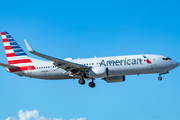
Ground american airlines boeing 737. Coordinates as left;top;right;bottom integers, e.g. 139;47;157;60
0;32;179;88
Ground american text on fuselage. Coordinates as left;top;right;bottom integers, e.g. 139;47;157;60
100;58;142;66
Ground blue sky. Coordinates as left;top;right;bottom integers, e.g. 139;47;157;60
0;0;180;120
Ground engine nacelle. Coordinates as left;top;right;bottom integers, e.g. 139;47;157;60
87;67;109;78
103;76;125;83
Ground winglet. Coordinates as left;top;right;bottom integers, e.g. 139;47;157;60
24;39;35;53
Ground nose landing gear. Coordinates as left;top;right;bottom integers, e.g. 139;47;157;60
158;71;169;81
158;76;162;81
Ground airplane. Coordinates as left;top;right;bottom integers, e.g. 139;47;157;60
0;31;179;88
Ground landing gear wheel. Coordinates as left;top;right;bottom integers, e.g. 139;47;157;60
89;82;96;88
78;79;85;85
158;77;162;81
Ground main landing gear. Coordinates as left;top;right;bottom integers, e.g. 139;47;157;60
78;78;85;85
89;79;96;88
78;78;96;88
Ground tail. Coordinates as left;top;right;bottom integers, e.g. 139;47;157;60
1;31;36;72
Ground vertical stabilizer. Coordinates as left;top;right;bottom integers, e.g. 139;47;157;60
1;32;36;72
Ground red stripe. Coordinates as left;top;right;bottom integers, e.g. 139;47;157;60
8;59;32;64
5;46;12;50
9;66;36;72
3;38;8;43
1;32;5;35
6;53;16;57
146;59;152;64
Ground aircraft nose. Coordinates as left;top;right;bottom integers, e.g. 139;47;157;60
171;61;179;68
177;62;179;67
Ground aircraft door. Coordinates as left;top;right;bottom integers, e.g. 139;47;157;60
151;57;157;65
28;66;32;74
24;66;32;77
150;57;157;72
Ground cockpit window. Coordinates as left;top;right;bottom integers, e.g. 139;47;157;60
162;57;172;60
168;57;172;60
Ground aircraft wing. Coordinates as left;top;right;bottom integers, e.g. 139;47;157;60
0;63;17;69
24;40;90;74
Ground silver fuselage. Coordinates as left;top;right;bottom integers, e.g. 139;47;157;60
12;54;179;80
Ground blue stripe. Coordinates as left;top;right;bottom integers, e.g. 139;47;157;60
6;36;12;38
10;42;18;45
14;49;24;52
12;46;21;49
4;32;9;35
143;55;147;58
15;53;27;56
8;39;15;42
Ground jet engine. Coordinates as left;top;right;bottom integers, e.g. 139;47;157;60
103;76;125;83
87;67;109;78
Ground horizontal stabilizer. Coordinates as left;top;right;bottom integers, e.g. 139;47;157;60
0;63;17;69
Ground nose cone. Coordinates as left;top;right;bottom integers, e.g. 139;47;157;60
171;61;179;69
177;62;179;67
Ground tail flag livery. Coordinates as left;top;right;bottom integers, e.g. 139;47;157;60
1;32;36;72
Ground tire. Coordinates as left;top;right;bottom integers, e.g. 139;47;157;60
78;79;85;85
89;82;95;88
158;77;162;81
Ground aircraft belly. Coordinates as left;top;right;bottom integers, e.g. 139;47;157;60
108;65;151;76
30;70;71;80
